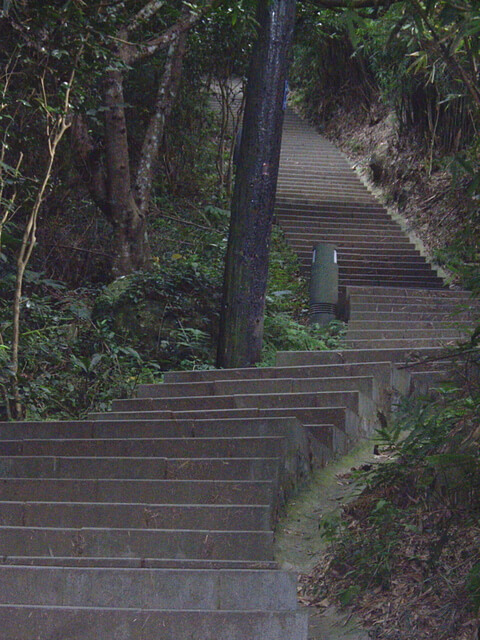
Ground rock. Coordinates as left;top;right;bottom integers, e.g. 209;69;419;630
369;141;390;182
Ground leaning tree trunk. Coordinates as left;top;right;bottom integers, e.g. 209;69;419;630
216;0;296;368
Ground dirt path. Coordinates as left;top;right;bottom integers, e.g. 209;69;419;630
274;441;375;640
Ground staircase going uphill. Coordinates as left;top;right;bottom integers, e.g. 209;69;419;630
0;104;478;639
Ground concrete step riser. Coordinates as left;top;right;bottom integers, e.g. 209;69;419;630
345;286;471;298
277;191;375;202
91;406;353;444
276;201;386;213
283;231;409;243
0;456;280;481
279;221;406;235
0;417;298;441
111;389;368;417
320;262;439;276
349;304;472;315
350;313;476;323
0;557;279;569
0;566;297;609
276;215;399;227
0;502;272;531
275;346;444;367
0;607;309;640
345;328;465;340
337;278;443;288
0;478;273;505
346;338;461;349
0;527;274;561
136;376;376;400
163;362;396;385
1;437;284;460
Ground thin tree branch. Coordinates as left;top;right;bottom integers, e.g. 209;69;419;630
11;65;76;418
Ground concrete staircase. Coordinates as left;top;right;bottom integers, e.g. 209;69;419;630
0;105;478;638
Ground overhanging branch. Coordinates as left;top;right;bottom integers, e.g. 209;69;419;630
120;0;219;64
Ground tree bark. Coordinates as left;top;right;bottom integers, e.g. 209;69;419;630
216;0;296;368
70;2;214;277
104;69;150;276
135;30;187;216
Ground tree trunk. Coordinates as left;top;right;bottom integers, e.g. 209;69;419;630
104;69;151;276
216;0;296;368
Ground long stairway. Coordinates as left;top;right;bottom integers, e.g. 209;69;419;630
0;107;478;638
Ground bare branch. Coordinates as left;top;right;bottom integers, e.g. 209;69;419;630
11;64;77;418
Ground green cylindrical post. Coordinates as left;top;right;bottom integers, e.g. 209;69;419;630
309;243;338;326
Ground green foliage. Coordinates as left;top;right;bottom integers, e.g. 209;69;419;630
291;6;373;121
467;562;480;613
92;254;222;371
292;1;480;152
0;275;162;420
261;315;345;367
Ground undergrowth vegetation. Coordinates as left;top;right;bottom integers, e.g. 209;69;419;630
302;348;480;639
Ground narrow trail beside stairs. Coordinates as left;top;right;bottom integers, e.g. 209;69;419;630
0;105;477;639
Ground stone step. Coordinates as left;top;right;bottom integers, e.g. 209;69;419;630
277;188;375;201
347;319;465;330
275;210;396;223
0;526;273;560
110;389;369;418
0;566;297;609
345;327;465;340
0;556;278;569
162;361;402;387
290;247;429;266
337;275;443;288
334;248;429;260
349;301;473;313
0;606;309;640
0;455;280;480
90;405;351;428
282;228;408;242
349;311;476;323
277;180;371;192
0;416;298;441
345;285;471;299
0;436;285;459
0;478;273;504
136;375;376;401
277;217;405;234
89;406;353;454
275;199;385;214
346;337;461;349
338;266;440;280
275;346;446;368
0;501;272;530
291;239;421;252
